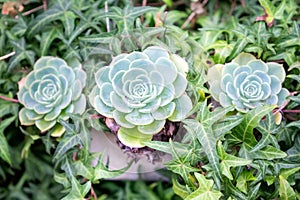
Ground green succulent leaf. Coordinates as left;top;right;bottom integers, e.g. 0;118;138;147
89;46;192;148
208;52;289;113
17;56;86;135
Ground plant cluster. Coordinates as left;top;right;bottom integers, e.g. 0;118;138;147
0;0;299;199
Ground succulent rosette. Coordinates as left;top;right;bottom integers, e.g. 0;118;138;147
89;46;193;148
207;52;289;112
18;57;87;136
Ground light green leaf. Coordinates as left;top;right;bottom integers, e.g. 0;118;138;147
54;172;71;188
61;156;75;178
249;145;287;160
185;173;222;200
74;161;94;180
184;119;221;186
142;140;190;156
236;170;257;194
279;175;296;200
280;167;300;180
213;115;243;138
251;112;281;152
166;140;200;185
94;154;132;180
232;106;275;147
0;116;16;165
217;141;252;180
172;178;189;199
61;177;91;200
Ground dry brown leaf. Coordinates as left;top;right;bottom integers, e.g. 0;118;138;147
2;2;24;16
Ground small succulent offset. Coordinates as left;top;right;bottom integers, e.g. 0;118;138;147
18;57;87;137
207;52;289;112
89;46;193;148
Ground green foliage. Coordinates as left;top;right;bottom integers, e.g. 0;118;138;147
0;0;299;199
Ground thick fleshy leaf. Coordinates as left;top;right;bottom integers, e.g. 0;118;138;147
23;92;37;108
207;64;223;101
233;66;252;77
95;67;110;87
109;59;130;80
71;95;86;115
253;71;271;84
152;102;176;120
35;118;56;132
35;66;58;79
71;79;82;101
247;60;268;72
44;107;61;121
129;59;155;73
58;90;72;110
265;94;278;105
50;124;66;137
226;82;238;100
277;88;290;106
221;74;233;91
74;68;87;88
168;94;192;121
46;57;67;69
219;93;233;108
24;72;36;88
117;127;153;148
173;73;188;98
99;82;113;106
125;109;154;125
139;98;161;113
222;63;238;76
159;84;175;106
143;46;169;63
25;109;43;121
126;51;148;61
113;110;135;128
138;119;166;134
269;75;281;94
110;92;133;113
112;71;125;97
234;72;248;89
170;54;189;74
150;71;164;95
19;108;35;125
34;56;61;70
94;96;114;118
155;57;177;84
232;52;256;65
58;74;68;95
59;65;75;84
34;103;53;114
267;62;286;82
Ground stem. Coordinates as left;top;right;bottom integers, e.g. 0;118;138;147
0;95;19;103
0;52;16;61
90;186;98;200
140;0;147;22
283;110;300;113
105;1;110;33
21;5;44;16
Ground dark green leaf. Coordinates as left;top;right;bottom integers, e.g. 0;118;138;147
0;116;16;165
53;135;81;161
